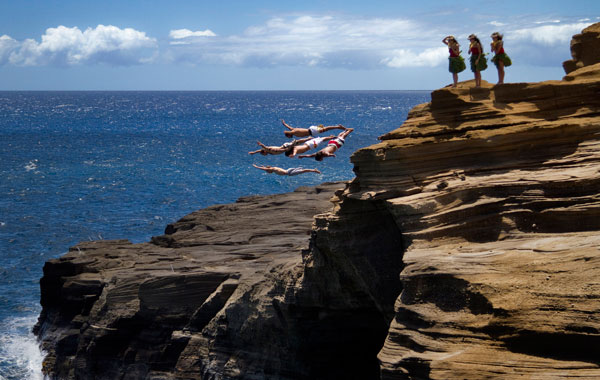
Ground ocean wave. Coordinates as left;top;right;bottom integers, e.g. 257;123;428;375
0;316;46;380
24;160;38;172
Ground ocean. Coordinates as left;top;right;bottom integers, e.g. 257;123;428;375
0;90;430;379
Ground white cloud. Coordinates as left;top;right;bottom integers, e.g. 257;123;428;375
382;47;447;68
167;15;443;69
0;35;19;64
499;21;593;68
534;20;561;24
489;21;505;27
511;22;592;46
169;28;216;39
6;25;157;66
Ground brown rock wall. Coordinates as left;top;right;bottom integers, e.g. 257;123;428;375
563;23;600;74
326;23;600;380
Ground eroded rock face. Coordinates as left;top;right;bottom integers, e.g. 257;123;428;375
563;23;600;75
35;183;341;379
36;182;406;380
334;23;600;379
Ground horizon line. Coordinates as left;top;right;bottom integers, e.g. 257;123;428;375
0;89;433;92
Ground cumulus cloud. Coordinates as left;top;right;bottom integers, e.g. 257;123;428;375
501;21;593;67
382;47;447;68
489;21;506;27
0;35;19;64
511;22;592;45
167;15;444;69
4;25;157;66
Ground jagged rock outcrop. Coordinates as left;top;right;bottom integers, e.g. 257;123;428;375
36;24;600;379
563;23;600;76
36;182;404;379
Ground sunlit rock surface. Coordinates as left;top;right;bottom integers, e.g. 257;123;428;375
345;22;600;379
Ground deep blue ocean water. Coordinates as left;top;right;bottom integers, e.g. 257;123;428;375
0;90;430;379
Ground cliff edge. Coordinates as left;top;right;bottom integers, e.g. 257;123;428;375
36;24;600;379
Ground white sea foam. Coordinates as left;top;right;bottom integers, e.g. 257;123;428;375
0;316;46;380
24;160;38;172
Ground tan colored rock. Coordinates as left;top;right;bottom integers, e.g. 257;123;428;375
322;22;600;379
563;22;600;75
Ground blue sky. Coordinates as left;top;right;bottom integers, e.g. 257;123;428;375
0;0;598;90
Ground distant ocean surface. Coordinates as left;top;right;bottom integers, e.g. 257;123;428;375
0;90;430;379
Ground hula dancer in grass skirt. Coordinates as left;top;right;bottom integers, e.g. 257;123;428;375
468;34;487;87
443;35;466;87
491;32;512;84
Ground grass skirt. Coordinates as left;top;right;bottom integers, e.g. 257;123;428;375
492;53;512;67
470;54;488;72
448;56;466;73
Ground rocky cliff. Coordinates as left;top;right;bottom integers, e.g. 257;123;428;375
352;23;600;379
36;24;600;379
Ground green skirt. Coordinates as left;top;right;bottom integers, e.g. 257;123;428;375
448;56;466;74
492;53;512;67
470;54;488;72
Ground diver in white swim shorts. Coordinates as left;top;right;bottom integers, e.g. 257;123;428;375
287;135;335;157
298;128;354;161
282;119;347;138
248;137;312;156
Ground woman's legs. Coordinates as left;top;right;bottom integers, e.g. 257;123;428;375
294;168;321;175
321;125;346;133
497;61;505;84
452;73;458;87
338;127;354;139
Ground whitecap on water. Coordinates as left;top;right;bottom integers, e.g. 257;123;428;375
24;160;38;172
0;316;46;380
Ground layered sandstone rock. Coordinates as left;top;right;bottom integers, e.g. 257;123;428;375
37;24;600;379
338;23;600;379
563;23;600;75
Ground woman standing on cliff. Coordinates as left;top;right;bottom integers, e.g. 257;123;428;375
468;34;487;87
442;35;466;87
490;32;512;84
